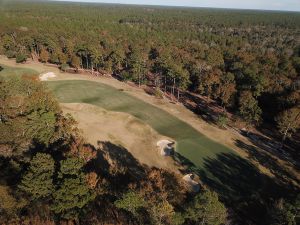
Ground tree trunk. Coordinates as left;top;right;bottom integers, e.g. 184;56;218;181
280;127;289;149
85;53;88;69
138;72;141;87
37;44;40;57
172;78;175;99
164;75;167;93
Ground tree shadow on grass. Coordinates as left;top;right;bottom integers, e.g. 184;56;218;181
198;153;298;225
173;151;198;174
86;141;147;191
240;130;300;169
235;139;300;187
181;92;223;126
173;150;298;225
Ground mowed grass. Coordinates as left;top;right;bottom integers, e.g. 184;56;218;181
47;80;234;168
0;64;38;78
0;64;234;168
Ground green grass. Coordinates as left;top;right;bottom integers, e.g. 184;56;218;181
47;80;234;168
0;64;38;78
0;65;234;168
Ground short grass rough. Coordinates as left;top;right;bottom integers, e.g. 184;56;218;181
0;64;38;78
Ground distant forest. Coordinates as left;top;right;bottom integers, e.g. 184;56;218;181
0;1;300;225
1;1;300;132
1;1;300;140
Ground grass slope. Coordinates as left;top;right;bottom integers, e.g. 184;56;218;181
0;64;38;78
47;80;234;168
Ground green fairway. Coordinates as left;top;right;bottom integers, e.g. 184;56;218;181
0;64;234;168
0;64;38;78
47;80;234;168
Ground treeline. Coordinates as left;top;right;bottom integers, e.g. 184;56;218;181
0;2;299;141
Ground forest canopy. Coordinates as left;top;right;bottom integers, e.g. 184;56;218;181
0;1;299;134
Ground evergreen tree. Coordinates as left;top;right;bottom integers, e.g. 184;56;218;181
59;157;85;177
52;177;95;219
185;190;227;225
52;157;95;219
115;191;146;219
239;91;262;129
19;153;55;200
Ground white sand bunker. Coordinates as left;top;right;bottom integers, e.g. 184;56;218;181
183;174;200;192
39;72;56;81
156;140;175;156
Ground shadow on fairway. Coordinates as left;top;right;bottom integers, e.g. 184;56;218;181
235;139;300;187
86;141;147;191
46;80;234;169
173;151;298;225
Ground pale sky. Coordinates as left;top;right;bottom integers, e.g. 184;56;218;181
52;0;300;12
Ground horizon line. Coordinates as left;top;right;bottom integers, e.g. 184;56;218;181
48;0;300;13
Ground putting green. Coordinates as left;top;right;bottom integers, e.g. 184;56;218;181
47;80;234;168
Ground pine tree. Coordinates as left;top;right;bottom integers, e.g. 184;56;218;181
52;157;95;219
239;91;262;129
115;191;146;218
19;153;55;200
185;190;227;225
51;177;95;219
59;157;85;177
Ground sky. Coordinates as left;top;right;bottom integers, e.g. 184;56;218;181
53;0;300;12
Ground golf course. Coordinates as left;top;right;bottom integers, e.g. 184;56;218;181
1;60;299;225
0;63;234;169
47;80;233;168
1;2;300;223
0;64;38;77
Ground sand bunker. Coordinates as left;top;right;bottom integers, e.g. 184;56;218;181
39;72;56;81
157;140;173;147
157;140;175;156
182;174;200;192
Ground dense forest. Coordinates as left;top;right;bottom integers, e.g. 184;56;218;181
0;1;300;224
1;1;300;143
0;2;300;139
